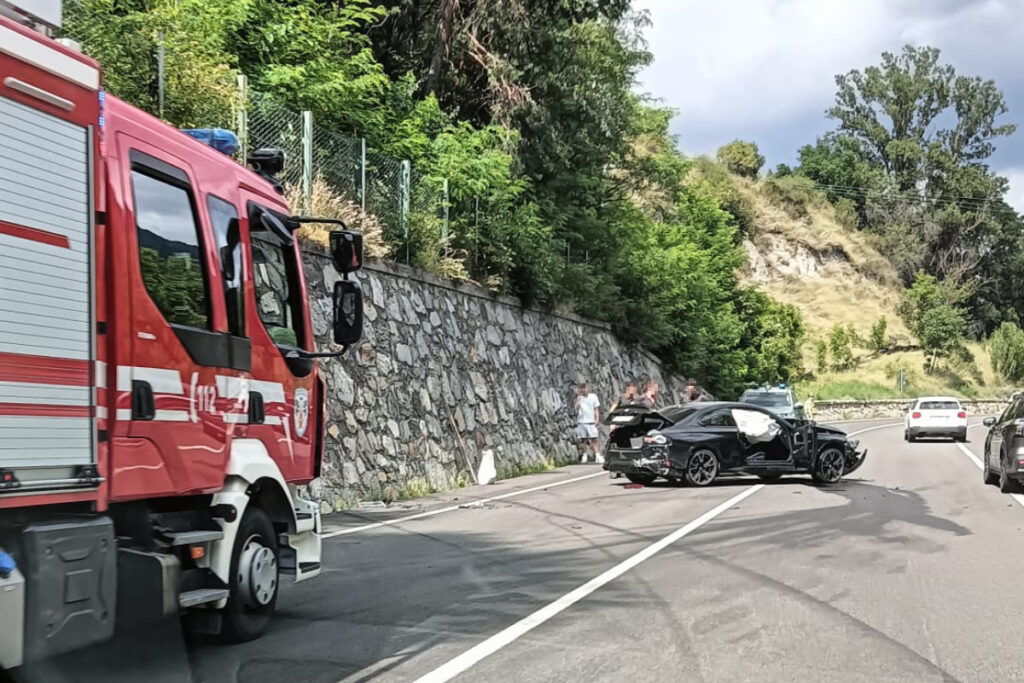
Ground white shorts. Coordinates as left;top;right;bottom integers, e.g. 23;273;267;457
575;424;598;440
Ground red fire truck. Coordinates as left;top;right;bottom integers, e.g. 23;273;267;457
0;2;363;670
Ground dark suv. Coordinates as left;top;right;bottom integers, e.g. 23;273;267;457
982;395;1024;493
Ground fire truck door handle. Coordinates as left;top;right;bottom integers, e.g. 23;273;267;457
249;392;265;425
131;381;155;420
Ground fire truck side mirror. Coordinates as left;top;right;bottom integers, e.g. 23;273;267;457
333;280;364;346
330;230;363;274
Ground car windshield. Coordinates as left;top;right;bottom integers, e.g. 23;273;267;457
742;393;791;408
920;401;960;410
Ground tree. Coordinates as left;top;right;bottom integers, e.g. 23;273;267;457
716;140;764;178
900;271;967;371
828;45;1015;193
990;322;1024;381
869;317;888;352
918;306;966;372
828;324;854;370
815;340;829;375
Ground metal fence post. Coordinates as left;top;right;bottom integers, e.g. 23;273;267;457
236;75;248;159
360;138;367;211
156;31;165;119
442;178;449;242
302;111;313;213
401;160;411;263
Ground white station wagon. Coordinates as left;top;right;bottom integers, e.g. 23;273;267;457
905;396;968;442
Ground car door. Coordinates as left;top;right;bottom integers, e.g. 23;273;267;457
994;398;1021;471
696;408;742;468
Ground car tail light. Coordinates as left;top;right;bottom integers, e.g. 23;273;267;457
912;412;921;419
644;431;669;445
957;411;966;418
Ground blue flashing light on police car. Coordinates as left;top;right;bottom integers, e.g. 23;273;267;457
181;128;240;157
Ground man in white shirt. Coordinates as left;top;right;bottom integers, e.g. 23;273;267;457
574;382;602;463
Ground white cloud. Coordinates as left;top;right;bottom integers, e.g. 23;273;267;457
633;0;1024;171
1000;167;1024;213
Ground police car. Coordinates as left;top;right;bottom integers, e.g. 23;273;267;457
738;385;804;421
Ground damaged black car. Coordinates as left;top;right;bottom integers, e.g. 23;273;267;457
602;402;866;487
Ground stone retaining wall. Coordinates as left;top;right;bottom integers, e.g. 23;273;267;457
303;250;684;508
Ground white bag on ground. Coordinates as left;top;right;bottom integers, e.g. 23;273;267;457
731;409;782;444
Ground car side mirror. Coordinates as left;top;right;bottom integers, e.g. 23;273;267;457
330;230;363;274
983;416;997;427
333;280;363;346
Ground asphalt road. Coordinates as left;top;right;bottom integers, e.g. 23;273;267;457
69;418;1024;682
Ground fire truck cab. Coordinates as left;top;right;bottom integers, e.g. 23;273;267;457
0;2;363;669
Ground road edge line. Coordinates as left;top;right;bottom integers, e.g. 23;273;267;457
322;471;606;538
409;484;765;683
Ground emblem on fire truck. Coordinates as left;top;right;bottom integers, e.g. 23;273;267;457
294;388;310;438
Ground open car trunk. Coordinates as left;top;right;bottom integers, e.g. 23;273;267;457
603;405;674;449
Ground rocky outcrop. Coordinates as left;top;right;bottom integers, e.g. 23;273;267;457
303;250;683;508
743;233;851;282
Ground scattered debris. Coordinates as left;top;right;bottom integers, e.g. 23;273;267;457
624;483;644;489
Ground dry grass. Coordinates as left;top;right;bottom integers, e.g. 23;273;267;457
286;177;390;259
733;174;899;286
799;342;1013;400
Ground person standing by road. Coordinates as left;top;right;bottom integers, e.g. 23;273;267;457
574;382;602;463
612;379;639;411
636;380;659;409
681;378;704;404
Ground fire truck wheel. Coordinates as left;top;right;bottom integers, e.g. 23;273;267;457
222;507;280;642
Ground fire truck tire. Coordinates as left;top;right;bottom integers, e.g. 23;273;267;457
221;507;279;642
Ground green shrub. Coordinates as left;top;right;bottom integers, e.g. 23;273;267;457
869;317;888;352
762;175;823;219
716;140;765;178
990;321;1024;381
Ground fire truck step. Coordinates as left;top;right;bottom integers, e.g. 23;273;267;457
178;587;230;609
162;529;224;546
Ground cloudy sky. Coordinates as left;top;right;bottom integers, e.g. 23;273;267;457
633;0;1024;210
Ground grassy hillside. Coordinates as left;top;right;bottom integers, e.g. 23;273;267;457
687;160;1013;400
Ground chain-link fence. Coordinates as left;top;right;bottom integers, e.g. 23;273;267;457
57;1;451;265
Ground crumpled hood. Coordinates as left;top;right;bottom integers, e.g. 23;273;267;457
813;424;849;439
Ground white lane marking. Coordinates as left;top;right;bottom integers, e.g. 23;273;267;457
410;485;765;683
323;472;607;538
846;422;902;437
954;433;1024;510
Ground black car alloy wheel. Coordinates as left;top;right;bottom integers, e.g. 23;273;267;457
812;446;845;486
685;449;718;486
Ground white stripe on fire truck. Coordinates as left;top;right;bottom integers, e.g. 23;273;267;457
95;361;107;389
0;380;89;405
116;366;185;395
96;406;107;419
113;408;190;422
247;379;286;404
222;413;248;424
215;375;248;401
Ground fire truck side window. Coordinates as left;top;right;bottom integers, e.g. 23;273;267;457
207;195;245;337
249;203;305;349
131;169;211;329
